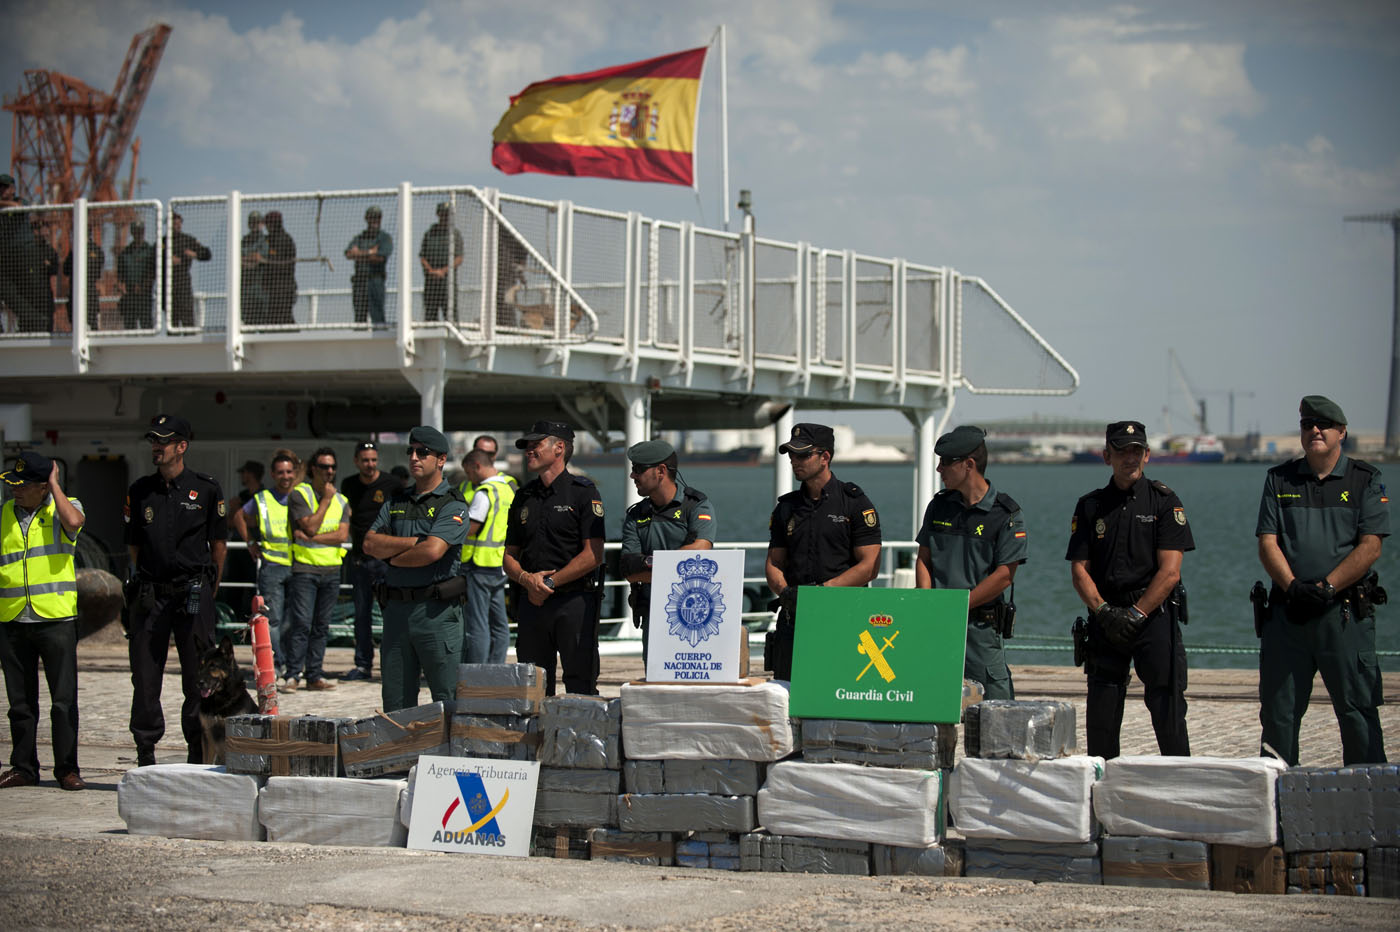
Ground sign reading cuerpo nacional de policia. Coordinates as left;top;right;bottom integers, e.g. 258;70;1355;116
407;756;539;857
788;587;969;724
646;550;746;682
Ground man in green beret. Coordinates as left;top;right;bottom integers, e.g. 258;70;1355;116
1256;395;1389;764
915;425;1026;699
619;440;716;665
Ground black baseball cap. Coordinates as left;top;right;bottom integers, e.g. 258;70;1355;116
516;420;575;449
1;450;51;485
778;422;834;454
145;414;193;443
1106;420;1149;450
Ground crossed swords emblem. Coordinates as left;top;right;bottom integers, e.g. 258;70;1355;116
856;628;899;683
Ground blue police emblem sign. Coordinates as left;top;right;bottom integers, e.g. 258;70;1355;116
646;549;744;682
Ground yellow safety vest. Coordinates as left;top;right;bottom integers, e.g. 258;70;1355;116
254;488;292;566
461;474;515;567
289;483;348;567
0;497;80;623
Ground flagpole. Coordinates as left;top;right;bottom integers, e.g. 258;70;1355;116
719;23;730;230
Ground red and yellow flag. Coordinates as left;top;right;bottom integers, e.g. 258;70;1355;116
491;46;707;187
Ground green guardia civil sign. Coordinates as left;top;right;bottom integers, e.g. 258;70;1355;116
788;587;969;724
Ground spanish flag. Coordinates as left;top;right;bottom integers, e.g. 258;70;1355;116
491;46;708;187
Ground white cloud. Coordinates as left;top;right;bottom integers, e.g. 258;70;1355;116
1264;135;1400;205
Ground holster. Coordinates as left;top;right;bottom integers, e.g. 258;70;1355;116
1072;616;1089;669
1250;580;1269;638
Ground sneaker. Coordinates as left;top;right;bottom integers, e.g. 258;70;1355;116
282;677;300;693
340;667;372;682
306;677;337;691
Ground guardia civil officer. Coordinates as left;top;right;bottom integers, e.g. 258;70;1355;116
1255;395;1389;765
764;423;882;681
125;414;228;766
619;440;716;665
503;421;606;696
1066;421;1193;759
363;427;469;712
915;425;1026;699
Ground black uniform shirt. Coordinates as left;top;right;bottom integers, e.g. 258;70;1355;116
768;474;881;586
1064;474;1194;604
341;471;401;555
505;471;605;590
124;468;228;581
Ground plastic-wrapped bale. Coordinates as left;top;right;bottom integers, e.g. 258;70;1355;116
1366;847;1400;899
675;832;743;870
800;719;958;770
1287;851;1366;895
117;764;265;841
537;695;621;769
757;761;944;848
1211;845;1286;895
949;756;1103;844
961;679;984;720
1094;756;1287;847
225;714;350;777
456;663;544;716
399;765;417;829
738;833;870;874
965;839;1101;885
1278;764;1400;853
872;841;964;876
963;700;1076;761
1102;837;1209;889
532;827;591;859
449;713;539;761
258;776;407;847
616;793;756;833
623;759;764;796
533;767;621;828
588;828;675;865
621;681;793;761
338;702;452;778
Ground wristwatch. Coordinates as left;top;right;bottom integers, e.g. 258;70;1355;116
543;575;556;591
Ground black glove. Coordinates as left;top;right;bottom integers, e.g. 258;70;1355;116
778;585;798;616
1095;605;1144;652
1288;579;1334;608
618;552;650;577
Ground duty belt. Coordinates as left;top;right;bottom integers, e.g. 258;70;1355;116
379;574;468;602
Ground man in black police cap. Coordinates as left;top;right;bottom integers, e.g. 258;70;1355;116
504;420;606;695
1066;420;1194;759
764;422;882;680
619;439;716;665
124;414;228;765
1255;395;1389;764
915;425;1027;699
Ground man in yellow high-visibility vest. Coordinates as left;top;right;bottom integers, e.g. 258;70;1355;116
284;447;349;692
460;448;516;664
0;451;86;790
228;448;300;682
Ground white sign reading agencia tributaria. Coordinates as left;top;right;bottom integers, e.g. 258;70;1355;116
646;549;745;682
407;756;539;857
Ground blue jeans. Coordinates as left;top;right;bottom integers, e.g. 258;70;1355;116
285;571;339;681
256;561;294;675
462;566;508;664
349;553;387;671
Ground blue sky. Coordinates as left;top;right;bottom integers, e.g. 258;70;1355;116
4;0;1398;435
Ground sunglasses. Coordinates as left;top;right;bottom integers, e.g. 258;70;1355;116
355;442;377;451
630;463;660;476
406;446;438;459
1299;418;1336;432
939;455;967;466
787;449;820;461
314;461;336;470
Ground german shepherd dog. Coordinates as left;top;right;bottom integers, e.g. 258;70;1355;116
195;636;258;765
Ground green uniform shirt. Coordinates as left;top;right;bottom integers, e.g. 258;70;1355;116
369;478;467;587
346;228;393;278
915;481;1027;597
1255;453;1390;579
620;487;716;557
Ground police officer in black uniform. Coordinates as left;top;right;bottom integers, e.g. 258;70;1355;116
1066;420;1194;760
764;422;882;680
504;420;606;696
124;414;228;765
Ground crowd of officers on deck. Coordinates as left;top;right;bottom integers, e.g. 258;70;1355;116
0;393;1388;790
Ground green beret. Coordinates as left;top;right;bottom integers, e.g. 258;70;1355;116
627;439;676;466
934;425;986;459
1299;395;1347;426
408;425;450;454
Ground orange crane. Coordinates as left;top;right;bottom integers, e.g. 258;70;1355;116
4;23;172;204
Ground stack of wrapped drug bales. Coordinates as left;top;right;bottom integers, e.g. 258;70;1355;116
1093;756;1288;893
117;763;266;841
532;693;623;860
950;700;1102;883
1277;763;1400;897
618;681;791;869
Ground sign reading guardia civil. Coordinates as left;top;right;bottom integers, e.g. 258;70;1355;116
788;587;968;724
